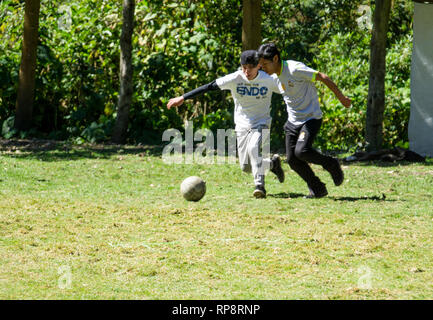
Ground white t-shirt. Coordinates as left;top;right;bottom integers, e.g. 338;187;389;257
273;60;322;125
216;70;280;131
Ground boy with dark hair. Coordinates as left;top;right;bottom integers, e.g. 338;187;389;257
167;50;284;198
258;43;352;198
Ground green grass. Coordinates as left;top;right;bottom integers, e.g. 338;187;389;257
0;140;432;299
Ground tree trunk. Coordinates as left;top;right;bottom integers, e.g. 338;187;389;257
242;0;261;51
14;0;41;131
112;0;135;144
366;0;392;151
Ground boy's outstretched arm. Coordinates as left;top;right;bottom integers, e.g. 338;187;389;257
167;80;220;109
315;72;352;108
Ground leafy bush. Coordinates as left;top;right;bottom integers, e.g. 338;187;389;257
314;30;412;151
0;0;414;151
2;116;17;139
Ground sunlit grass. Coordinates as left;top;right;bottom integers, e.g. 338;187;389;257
0;141;432;299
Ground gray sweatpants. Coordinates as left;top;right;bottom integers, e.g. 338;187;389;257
237;125;272;187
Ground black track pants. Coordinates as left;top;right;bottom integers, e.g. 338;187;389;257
284;118;334;188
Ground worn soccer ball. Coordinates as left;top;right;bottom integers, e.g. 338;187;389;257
180;176;206;201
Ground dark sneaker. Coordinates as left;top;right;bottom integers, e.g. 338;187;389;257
305;182;328;199
253;185;266;199
270;154;285;183
325;158;344;186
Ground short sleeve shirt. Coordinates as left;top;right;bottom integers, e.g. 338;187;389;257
216;70;280;131
273;60;322;125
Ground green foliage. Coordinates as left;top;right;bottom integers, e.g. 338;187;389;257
313;31;370;151
81;120;114;144
0;0;415;150
0;0;121;141
262;0;361;64
263;0;414;151
383;33;412;148
314;29;413;151
133;0;242;140
0;0;23;125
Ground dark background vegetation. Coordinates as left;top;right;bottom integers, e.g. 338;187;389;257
0;0;413;151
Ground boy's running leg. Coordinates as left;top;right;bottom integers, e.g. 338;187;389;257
237;129;266;198
294;119;344;186
237;130;252;174
248;127;268;198
284;121;328;197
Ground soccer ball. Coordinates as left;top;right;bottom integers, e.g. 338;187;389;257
180;176;206;201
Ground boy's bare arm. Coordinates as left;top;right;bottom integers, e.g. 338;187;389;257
316;72;351;108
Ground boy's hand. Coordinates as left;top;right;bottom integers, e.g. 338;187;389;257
167;96;184;109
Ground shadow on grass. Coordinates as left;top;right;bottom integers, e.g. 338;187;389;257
267;192;305;199
329;194;399;202
268;192;399;202
0;138;164;161
341;160;433;167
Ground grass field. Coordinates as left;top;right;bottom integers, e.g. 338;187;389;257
0;139;432;299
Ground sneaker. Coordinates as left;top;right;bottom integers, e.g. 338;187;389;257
325;158;344;186
270;154;285;183
305;183;328;199
253;185;266;198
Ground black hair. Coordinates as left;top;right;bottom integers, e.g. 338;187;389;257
257;43;281;62
240;50;259;66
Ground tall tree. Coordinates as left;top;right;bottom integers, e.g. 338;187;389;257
14;0;41;131
242;0;261;51
112;0;136;144
365;0;392;151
